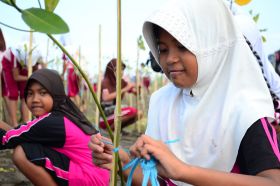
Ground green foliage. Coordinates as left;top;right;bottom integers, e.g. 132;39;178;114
249;10;253;15
0;0;13;6
249;9;267;43
137;35;145;50
44;0;59;12
262;35;266;43
259;28;267;32
253;13;259;23
22;8;69;34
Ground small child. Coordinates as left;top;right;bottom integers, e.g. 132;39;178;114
99;58;141;131
61;53;81;107
0;68;109;185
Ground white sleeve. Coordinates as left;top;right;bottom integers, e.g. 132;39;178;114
145;93;161;139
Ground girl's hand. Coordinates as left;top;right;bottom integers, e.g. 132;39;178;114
124;82;135;92
129;135;187;180
88;133;114;170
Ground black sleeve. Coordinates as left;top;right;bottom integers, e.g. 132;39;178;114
0;113;66;149
237;118;280;175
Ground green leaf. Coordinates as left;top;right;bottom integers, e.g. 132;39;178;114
253;13;259;23
261;36;266;43
249;10;253;15
137;35;145;50
21;8;69;34
0;0;14;6
44;0;59;12
259;28;267;32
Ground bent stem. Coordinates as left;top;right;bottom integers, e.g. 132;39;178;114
47;34;114;139
48;34;125;185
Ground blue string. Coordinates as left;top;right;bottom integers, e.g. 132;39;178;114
100;139;130;154
123;139;179;186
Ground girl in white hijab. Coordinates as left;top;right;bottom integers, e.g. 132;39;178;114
89;0;280;185
230;2;280;129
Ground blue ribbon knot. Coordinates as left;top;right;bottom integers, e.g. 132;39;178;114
123;156;159;186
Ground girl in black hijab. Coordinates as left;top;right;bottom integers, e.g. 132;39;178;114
0;68;109;186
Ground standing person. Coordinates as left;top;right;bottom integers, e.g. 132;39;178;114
99;58;142;133
89;0;280;185
1;46;28;127
0;28;5;65
230;5;280;129
13;45;37;123
0;28;5;92
0;68;109;186
61;53;81;107
275;50;280;75
0;29;6;121
140;62;151;94
230;2;280;104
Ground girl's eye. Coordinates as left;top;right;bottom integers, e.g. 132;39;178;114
158;48;168;54
27;91;33;97
40;91;47;96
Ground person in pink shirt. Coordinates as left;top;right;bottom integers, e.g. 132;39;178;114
0;30;28;127
0;68;109;186
61;53;81;107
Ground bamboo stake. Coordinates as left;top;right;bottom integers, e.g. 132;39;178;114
95;24;102;128
27;31;33;120
27;32;33;77
111;0;125;185
7;2;125;183
154;74;158;93
45;38;49;63
77;46;81;108
135;47;141;133
48;34;114;139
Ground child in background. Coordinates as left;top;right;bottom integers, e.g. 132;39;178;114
1;47;28;127
0;68;109;186
61;53;81;107
99;58;142;132
230;2;280;130
89;0;280;185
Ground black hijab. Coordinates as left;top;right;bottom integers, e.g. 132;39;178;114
24;68;98;135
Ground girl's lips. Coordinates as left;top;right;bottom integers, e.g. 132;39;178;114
31;106;43;111
169;70;184;77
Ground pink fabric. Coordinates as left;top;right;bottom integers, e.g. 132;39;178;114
67;68;79;97
1;49;19;100
165;179;177;186
261;118;280;161
45;157;69;181
143;77;151;88
231;163;241;174
53;117;110;186
18;67;27;99
99;106;137;129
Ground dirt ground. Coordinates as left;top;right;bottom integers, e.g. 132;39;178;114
0;130;139;186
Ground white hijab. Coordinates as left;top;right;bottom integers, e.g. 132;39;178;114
143;0;274;185
233;12;280;99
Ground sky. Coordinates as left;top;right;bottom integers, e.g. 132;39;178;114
0;0;280;78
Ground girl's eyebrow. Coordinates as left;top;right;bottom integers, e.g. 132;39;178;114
28;87;47;91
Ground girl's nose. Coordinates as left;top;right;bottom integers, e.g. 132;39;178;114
32;93;39;102
166;50;179;64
